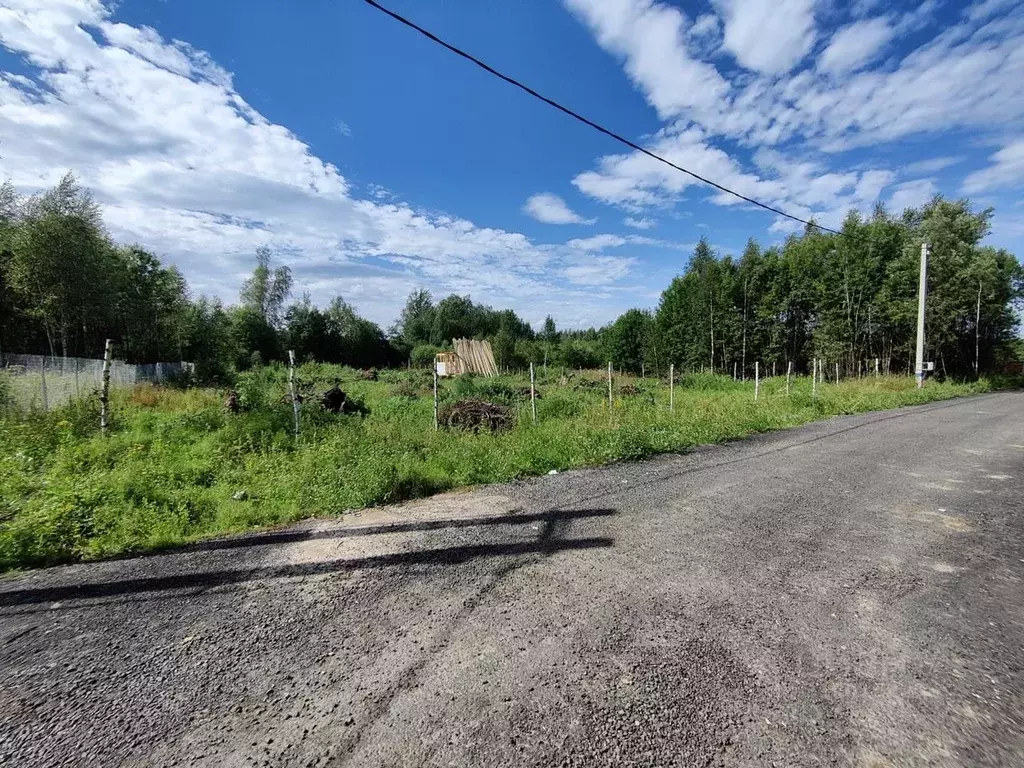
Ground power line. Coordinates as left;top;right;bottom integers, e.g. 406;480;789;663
359;0;842;236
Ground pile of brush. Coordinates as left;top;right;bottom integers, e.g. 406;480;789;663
320;384;370;416
438;399;512;433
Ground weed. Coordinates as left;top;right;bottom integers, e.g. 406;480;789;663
0;367;992;570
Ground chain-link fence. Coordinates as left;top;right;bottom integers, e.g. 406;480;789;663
0;354;194;412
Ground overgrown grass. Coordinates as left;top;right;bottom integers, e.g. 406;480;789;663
0;364;993;570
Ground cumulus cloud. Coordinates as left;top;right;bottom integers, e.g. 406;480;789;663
962;139;1024;193
712;0;817;75
624;216;655;229
888;179;939;212
0;0;667;327
522;192;596;224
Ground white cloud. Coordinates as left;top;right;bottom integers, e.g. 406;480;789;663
522;192;596;224
712;0;817;75
573;126;896;228
689;13;720;40
818;17;895;75
336;120;351;137
563;0;730;122
888;179;938;212
903;156;962;175
967;0;1019;22
624;216;655;229
566;0;1024;152
562;0;1024;241
962;139;1024;193
567;233;627;250
564;255;636;285
0;0;649;327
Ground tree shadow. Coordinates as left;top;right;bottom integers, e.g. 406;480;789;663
0;508;616;607
172;507;616;553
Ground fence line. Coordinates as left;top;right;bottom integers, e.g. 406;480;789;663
1;353;194;412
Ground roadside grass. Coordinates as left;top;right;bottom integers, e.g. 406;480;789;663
0;365;992;570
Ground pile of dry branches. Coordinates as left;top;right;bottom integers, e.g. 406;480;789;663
438;399;512;433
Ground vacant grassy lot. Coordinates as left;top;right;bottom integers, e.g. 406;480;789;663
0;364;989;570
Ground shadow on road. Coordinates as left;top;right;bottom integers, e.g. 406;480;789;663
172;507;616;553
0;508;616;607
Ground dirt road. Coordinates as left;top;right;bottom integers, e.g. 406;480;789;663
2;393;1023;767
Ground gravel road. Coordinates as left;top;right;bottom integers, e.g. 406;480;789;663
2;393;1024;767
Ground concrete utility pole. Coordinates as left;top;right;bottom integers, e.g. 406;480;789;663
915;242;929;389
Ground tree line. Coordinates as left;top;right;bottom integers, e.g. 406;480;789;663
1;173;1020;381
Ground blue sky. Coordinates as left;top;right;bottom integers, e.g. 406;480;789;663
1;0;1022;329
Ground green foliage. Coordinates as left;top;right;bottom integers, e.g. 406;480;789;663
0;371;992;571
655;201;1022;379
410;344;442;367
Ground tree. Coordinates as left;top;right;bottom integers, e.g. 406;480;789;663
605;309;654;375
6;173;116;356
115;246;189;362
541;315;557;342
240;246;292;330
397;288;435;348
324;297;393;368
285;294;332;363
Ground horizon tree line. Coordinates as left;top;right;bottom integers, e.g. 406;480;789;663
1;173;1020;381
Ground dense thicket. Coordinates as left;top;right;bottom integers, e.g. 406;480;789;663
1;174;1020;380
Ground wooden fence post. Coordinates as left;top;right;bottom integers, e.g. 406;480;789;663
786;360;792;395
99;339;112;434
835;362;840;384
754;361;760;401
288;350;300;441
529;362;537;424
812;358;818;398
875;357;880;377
669;363;675;413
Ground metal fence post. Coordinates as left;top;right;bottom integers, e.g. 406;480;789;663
529;362;537;424
433;367;439;431
669;363;674;413
607;361;613;411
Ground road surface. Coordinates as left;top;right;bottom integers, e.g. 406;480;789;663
2;393;1024;767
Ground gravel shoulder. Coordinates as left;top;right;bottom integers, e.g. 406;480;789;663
2;393;1023;767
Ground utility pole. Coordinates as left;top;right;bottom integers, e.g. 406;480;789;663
915;242;929;389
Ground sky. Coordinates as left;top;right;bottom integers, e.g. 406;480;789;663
1;0;1022;330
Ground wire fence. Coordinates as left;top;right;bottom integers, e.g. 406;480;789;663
1;354;194;412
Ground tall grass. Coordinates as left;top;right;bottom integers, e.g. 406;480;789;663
0;364;990;570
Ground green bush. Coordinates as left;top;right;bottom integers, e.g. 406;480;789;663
410;344;442;368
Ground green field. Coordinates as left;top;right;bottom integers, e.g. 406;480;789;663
0;364;991;571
